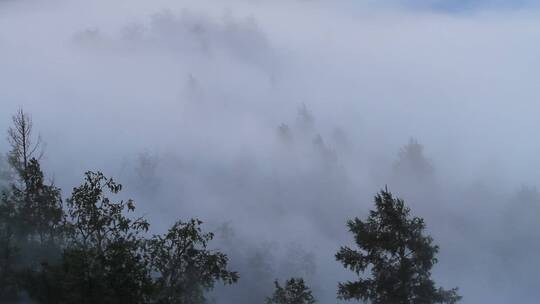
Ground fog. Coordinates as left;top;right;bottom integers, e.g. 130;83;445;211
2;0;540;303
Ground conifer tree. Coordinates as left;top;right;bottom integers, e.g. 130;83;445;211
394;138;433;181
9;159;63;245
336;189;461;304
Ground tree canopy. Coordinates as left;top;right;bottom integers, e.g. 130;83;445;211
266;278;316;304
336;189;461;304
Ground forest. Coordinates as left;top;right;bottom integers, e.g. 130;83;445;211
0;109;461;303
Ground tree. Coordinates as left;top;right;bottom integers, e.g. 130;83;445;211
134;151;160;196
336;188;461;304
296;103;314;135
148;218;239;304
312;134;337;165
277;123;293;145
1;109;53;302
9;159;63;245
394;138;433;181
0;158;65;303
4;110;60;246
7;109;44;179
0;192;20;301
266;278;316;304
55;171;152;304
0;155;13;191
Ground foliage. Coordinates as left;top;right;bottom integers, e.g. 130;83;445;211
336;189;461;304
0;109;467;304
0;110;242;303
148;218;239;304
9;158;63;245
0;166;239;304
266;278;316;304
54;171;153;304
0;158;63;302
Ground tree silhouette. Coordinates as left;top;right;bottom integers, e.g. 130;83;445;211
296;103;314;135
148;218;239;304
266;277;316;304
277;123;293;145
7;109;44;179
134;151;160;196
336;188;461;304
394;138;433;181
0;110;244;303
9;159;63;245
56;171;152;304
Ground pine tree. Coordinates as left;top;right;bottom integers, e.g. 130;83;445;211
336;188;461;304
394;138;433;181
296;103;314;135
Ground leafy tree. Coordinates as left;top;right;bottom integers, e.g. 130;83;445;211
336;188;461;304
266;278;316;304
0;109;243;303
148;218;239;304
54;171;152;304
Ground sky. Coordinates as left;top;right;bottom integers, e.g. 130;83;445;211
383;0;538;12
2;0;540;303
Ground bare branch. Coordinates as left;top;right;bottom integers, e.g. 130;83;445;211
6;108;45;176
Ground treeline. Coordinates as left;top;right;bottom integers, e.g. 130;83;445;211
0;109;461;304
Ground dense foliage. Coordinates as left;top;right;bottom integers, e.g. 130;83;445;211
266;278;316;304
336;189;461;303
0;110;238;304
